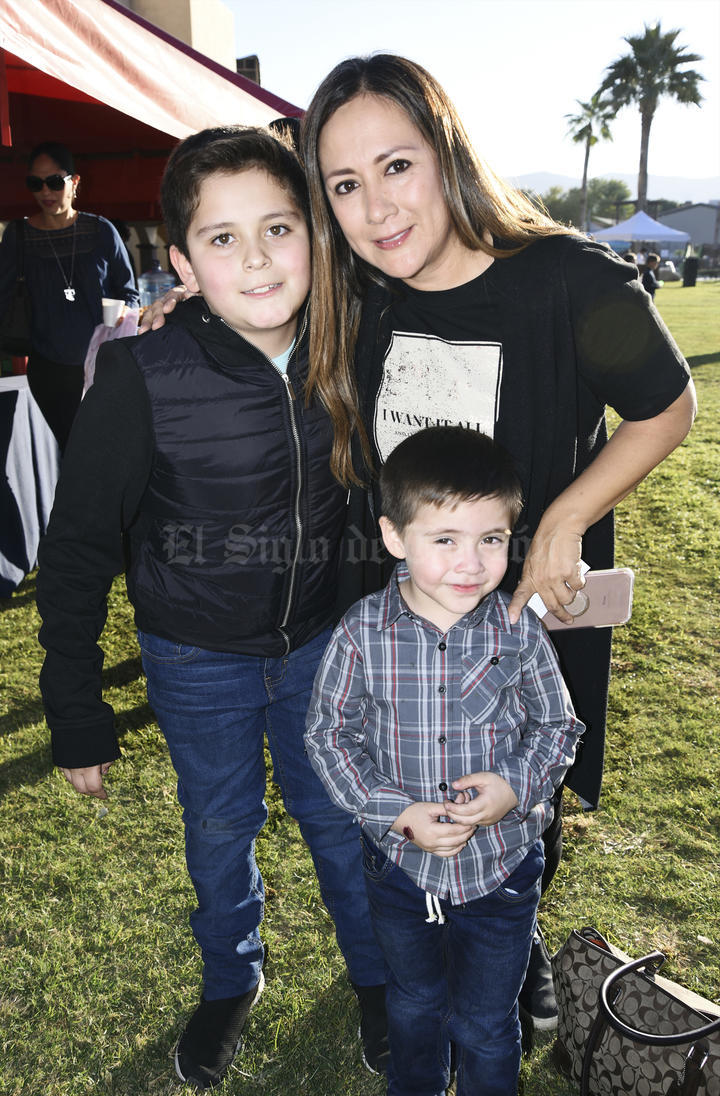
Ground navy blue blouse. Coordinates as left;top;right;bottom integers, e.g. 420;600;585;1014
0;213;139;365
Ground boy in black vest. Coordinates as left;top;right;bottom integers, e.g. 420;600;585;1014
37;127;386;1090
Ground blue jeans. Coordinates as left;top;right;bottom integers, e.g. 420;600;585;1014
361;835;543;1096
139;627;384;1000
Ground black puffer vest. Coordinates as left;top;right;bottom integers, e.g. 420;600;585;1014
126;298;346;656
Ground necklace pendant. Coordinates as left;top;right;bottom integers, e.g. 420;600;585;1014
64;287;76;302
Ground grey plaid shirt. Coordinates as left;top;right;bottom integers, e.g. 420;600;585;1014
306;564;583;903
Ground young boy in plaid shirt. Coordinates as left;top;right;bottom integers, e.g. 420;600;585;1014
305;425;583;1096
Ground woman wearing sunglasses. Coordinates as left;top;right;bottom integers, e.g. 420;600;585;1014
0;141;139;451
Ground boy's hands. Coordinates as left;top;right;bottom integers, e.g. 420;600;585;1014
391;801;475;857
60;762;114;800
388;773;519;856
443;772;519;827
137;285;193;332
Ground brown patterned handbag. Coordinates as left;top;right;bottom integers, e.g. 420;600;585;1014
551;927;720;1096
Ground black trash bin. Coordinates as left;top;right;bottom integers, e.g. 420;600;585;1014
682;257;699;287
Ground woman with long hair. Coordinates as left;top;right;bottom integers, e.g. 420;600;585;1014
301;52;693;792
298;54;694;1095
0;141;138;450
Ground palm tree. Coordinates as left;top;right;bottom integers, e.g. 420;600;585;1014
565;94;614;231
598;23;704;211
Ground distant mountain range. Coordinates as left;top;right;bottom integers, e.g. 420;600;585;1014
509;172;720;205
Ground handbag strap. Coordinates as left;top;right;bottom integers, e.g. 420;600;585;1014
583;1016;710;1096
580;992;614;1096
582;969;717;1096
599;952;720;1046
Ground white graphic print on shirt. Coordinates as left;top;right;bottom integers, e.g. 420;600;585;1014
373;332;503;462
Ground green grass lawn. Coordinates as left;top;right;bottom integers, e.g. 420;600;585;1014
1;281;718;1095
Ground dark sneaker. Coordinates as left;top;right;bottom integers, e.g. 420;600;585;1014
352;982;390;1075
518;928;558;1031
174;973;265;1089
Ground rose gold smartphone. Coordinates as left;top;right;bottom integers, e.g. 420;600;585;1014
541;568;635;630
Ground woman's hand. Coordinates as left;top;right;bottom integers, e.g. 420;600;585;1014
508;385;696;626
508;523;585;625
138;285;192;333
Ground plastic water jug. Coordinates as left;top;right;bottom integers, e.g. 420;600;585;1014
138;260;177;309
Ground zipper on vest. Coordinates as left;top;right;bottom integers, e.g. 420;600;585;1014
220;313;307;652
270;307;309;646
278;370;303;646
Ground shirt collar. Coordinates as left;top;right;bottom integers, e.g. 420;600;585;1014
378;562;512;634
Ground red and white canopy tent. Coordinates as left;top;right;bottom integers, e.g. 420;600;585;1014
0;0;302;223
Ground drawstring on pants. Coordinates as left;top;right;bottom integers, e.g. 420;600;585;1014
425;891;446;924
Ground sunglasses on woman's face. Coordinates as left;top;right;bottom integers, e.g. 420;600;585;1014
25;173;72;193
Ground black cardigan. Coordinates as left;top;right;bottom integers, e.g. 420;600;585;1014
344;234;690;807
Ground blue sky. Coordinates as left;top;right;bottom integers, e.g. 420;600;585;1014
223;0;719;195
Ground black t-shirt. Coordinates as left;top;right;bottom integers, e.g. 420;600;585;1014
375;270;503;460
367;244;687;469
350;236;691;805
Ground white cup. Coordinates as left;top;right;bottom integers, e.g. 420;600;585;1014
102;297;124;326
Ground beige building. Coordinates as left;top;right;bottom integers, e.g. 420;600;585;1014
115;0;238;72
109;0;249;273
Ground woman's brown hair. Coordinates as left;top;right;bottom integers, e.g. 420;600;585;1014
301;53;574;486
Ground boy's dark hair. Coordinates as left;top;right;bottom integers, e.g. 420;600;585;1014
161;125;309;257
647;252;660;264
28;141;74;174
380;427;524;531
